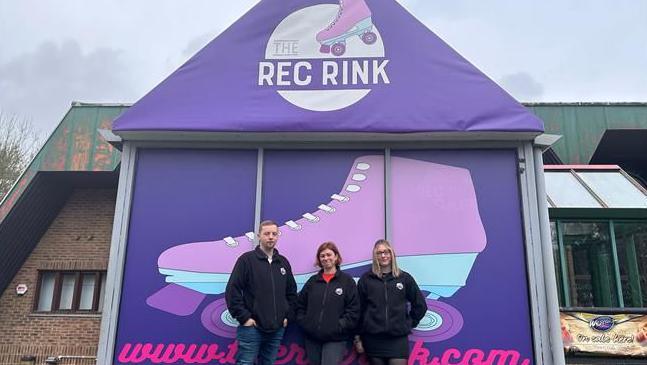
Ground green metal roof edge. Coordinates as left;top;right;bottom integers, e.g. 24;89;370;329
526;103;647;164
524;102;647;106
0;103;127;223
549;208;647;220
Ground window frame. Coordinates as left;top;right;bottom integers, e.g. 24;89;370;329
33;270;106;314
552;218;647;310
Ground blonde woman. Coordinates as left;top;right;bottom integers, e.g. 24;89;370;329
356;239;427;365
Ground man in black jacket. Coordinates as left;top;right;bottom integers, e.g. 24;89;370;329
225;220;297;365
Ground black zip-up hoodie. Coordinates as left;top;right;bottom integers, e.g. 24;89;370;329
296;269;360;342
225;246;297;332
357;270;427;336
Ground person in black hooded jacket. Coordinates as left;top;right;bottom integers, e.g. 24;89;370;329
356;239;427;365
296;241;360;365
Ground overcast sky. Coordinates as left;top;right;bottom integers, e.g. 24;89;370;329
1;0;646;136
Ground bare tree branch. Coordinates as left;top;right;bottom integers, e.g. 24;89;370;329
0;109;41;200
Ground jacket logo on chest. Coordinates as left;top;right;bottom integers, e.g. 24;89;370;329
280;267;286;275
396;282;404;290
335;288;343;295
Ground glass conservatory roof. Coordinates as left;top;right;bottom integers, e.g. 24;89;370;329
544;165;647;209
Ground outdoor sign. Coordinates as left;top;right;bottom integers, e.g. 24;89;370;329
15;284;27;295
109;0;547;364
561;311;647;357
113;149;535;364
111;0;543;134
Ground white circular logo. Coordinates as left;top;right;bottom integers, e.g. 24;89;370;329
396;282;404;290
280;267;286;275
259;4;389;112
335;288;343;295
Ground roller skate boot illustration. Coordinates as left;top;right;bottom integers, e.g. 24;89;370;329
147;155;385;338
390;157;487;342
147;156;486;343
317;0;378;56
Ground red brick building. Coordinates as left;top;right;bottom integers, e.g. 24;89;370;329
0;104;125;364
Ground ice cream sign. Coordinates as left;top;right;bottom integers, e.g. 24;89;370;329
258;1;390;111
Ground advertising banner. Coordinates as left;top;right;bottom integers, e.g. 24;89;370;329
561;311;647;357
113;148;536;365
112;0;543;133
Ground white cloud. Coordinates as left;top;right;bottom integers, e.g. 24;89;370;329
498;72;544;102
0;40;136;134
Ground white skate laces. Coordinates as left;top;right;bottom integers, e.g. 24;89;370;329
325;0;344;30
318;204;336;213
330;194;349;202
282;160;369;232
345;184;360;192
223;232;256;247
219;160;370;242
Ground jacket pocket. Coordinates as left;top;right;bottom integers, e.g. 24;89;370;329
337;318;347;335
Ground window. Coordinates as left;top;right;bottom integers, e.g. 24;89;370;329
550;222;565;306
34;271;106;313
614;222;647;307
560;222;619;307
551;219;647;309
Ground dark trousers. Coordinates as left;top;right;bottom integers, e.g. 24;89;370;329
304;338;348;365
235;326;285;365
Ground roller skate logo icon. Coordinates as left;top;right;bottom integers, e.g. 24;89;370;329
147;156;487;343
258;1;389;111
316;0;378;57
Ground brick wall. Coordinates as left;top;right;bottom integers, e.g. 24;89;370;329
0;188;116;364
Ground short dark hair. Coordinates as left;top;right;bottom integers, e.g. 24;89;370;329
258;220;278;233
315;241;342;268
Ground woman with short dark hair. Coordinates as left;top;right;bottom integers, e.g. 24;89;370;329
296;242;360;365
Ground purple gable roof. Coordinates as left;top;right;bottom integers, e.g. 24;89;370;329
113;0;543;134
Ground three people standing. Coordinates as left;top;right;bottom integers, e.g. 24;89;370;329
225;228;427;365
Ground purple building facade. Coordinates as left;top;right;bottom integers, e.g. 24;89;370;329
100;1;563;364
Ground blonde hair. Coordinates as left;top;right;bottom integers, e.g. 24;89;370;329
371;239;400;277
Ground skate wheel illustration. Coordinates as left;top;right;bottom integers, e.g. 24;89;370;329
320;44;331;54
411;300;464;342
200;299;238;338
331;43;346;57
361;32;377;45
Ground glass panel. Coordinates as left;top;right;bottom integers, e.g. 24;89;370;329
544;172;601;208
37;272;56;311
79;274;97;310
561;222;619;307
614;222;647;307
98;273;106;312
578;172;647;208
58;273;76;310
550;222;565;306
577;172;647;208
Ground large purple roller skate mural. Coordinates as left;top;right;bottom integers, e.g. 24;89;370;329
146;154;483;343
114;149;534;364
